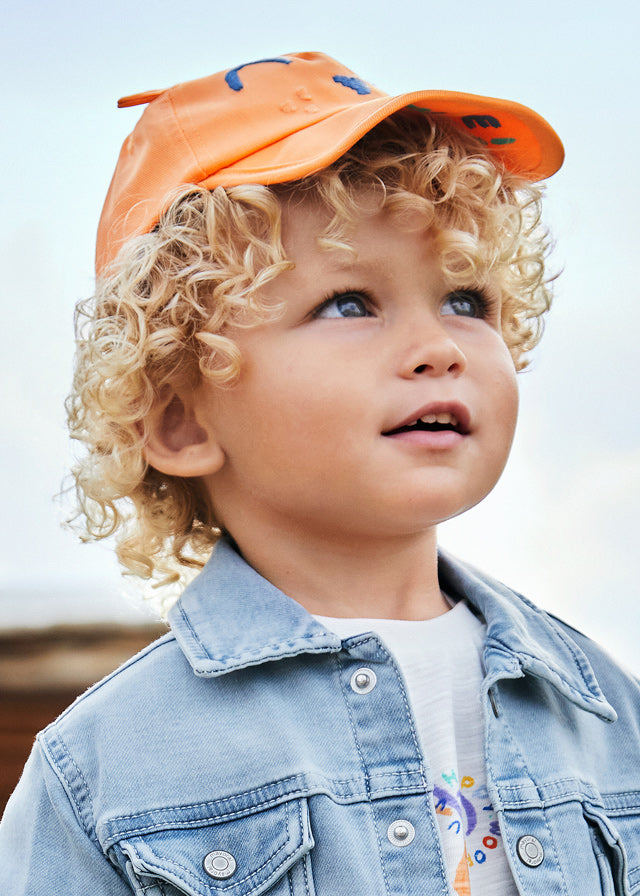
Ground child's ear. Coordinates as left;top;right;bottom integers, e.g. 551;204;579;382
142;391;225;478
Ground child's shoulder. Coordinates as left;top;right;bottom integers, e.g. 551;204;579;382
35;628;221;827
43;630;184;737
547;611;640;702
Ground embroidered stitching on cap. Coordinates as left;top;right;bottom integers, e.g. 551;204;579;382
332;75;371;95
225;57;291;92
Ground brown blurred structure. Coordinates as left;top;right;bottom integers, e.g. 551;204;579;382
0;623;167;815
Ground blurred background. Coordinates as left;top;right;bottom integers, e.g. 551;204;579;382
1;0;638;675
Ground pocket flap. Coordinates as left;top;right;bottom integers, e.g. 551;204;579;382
122;797;313;896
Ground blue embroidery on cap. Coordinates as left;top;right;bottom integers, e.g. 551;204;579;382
225;57;291;92
332;75;371;95
490;137;516;145
462;114;501;130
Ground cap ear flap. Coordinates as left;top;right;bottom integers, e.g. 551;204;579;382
142;392;225;477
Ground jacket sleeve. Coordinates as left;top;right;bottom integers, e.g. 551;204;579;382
0;741;133;895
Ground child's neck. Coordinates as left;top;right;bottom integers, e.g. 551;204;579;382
230;526;448;621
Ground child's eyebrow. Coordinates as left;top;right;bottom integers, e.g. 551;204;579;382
319;251;380;273
329;258;365;271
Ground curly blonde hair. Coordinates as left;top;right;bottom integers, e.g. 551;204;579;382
67;112;553;592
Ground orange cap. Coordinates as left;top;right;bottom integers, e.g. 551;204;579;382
96;51;564;272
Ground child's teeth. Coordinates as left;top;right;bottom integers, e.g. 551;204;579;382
419;412;457;426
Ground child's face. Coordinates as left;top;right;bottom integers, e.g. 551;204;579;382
193;199;519;545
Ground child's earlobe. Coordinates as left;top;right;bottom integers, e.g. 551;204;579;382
142;392;225;477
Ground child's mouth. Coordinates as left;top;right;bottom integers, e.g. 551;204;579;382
383;408;470;438
385;412;461;436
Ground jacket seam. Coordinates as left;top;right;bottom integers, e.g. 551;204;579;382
500;776;599;796
335;650;391;896
101;776;426;847
39;730;98;842
191;640;339;675
107;771;418;819
51;634;176;719
357;637;451;887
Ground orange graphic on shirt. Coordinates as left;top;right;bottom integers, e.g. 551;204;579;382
453;846;471;896
435;800;470;895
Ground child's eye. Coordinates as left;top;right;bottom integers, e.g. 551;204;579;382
314;290;374;319
441;290;489;319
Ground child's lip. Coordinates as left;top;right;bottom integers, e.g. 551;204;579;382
382;401;471;436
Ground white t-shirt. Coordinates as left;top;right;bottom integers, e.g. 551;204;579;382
315;601;518;896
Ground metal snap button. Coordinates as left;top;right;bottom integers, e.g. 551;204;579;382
516;835;544;867
350;667;377;694
203;850;237;879
387;819;415;846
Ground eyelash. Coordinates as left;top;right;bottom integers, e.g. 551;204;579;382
442;289;495;320
312;287;496;321
312;289;376;319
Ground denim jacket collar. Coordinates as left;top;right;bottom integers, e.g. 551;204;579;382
168;539;342;676
437;552;616;722
169;538;616;722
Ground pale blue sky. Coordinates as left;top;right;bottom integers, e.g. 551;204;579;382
1;0;639;668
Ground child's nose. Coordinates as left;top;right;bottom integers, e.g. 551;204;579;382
398;316;467;379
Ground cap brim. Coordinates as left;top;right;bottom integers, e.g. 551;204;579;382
202;89;564;188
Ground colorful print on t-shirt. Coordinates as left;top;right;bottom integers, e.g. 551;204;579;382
434;769;503;896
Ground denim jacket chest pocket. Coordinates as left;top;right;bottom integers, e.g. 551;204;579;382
115;797;315;896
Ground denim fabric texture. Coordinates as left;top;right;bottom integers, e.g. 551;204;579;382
1;538;639;895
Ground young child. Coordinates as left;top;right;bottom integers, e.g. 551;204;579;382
1;52;639;895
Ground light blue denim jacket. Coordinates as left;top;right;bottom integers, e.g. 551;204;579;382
2;539;640;895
